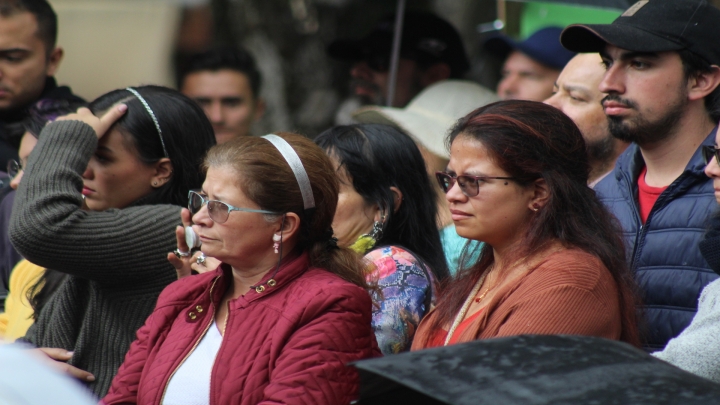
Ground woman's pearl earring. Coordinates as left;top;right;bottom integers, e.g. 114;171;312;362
273;234;282;254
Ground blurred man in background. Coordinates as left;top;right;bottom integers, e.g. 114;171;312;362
0;0;82;170
327;11;470;109
0;0;84;312
179;47;265;144
485;26;574;102
545;53;628;186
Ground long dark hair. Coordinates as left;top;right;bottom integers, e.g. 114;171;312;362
203;133;369;290
28;87;215;317
315;124;449;282
423;100;640;346
89;85;216;206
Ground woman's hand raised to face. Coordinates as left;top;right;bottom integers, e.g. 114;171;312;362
56;104;128;139
167;208;220;279
190;251;221;276
168;208;195;279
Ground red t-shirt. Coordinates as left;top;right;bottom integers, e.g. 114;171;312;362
637;167;668;224
428;308;484;348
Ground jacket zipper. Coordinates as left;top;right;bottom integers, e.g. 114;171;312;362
626;169;683;270
624;167;645;271
158;277;220;404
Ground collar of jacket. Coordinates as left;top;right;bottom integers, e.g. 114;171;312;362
613;126;718;196
0;77;59;124
209;248;310;309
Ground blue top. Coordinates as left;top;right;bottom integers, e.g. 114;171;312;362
440;224;483;275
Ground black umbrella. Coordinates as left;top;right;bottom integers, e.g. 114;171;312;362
352;334;720;405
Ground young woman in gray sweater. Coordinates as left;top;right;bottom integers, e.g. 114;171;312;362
8;86;215;397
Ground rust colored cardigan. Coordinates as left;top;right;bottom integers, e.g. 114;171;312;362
412;248;629;349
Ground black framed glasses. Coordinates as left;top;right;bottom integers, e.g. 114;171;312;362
703;145;720;165
188;190;280;224
6;159;22;178
435;171;514;197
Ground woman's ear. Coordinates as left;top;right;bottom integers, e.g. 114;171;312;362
528;178;550;211
151;158;173;188
276;213;301;241
371;189;402;223
390;186;403;213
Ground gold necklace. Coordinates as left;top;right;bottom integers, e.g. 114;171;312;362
444;272;488;346
474;288;491;303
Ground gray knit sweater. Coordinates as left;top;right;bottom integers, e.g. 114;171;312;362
8;120;180;397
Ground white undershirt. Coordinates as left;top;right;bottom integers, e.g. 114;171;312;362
162;321;223;405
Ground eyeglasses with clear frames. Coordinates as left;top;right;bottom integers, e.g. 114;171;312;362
187;190;280;224
435;171;514;197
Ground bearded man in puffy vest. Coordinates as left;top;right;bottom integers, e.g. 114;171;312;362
560;0;720;351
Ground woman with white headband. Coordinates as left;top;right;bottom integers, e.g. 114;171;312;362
103;133;379;405
8;86;216;398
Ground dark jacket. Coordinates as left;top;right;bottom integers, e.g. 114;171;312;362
103;252;380;405
0;191;21;310
594;129;719;352
0;78;85;310
0;77;84;170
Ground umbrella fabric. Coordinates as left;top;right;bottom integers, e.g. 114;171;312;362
352;334;720;405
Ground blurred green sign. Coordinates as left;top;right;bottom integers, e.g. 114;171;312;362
520;2;621;39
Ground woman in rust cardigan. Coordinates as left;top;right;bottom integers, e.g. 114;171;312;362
412;100;641;349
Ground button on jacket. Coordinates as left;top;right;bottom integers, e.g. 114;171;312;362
103;252;380;405
594;128;719;351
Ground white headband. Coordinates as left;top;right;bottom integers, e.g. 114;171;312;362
126;87;169;158
262;134;315;210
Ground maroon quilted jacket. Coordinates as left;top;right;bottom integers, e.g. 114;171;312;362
102;251;380;405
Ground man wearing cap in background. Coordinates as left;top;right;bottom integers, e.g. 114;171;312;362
327;11;470;109
545;53;628;187
561;0;720;352
485;26;575;102
352;80;498;274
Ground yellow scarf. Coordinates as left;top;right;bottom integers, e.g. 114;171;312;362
349;234;376;254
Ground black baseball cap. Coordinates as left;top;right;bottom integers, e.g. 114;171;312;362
560;0;720;65
327;11;470;78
